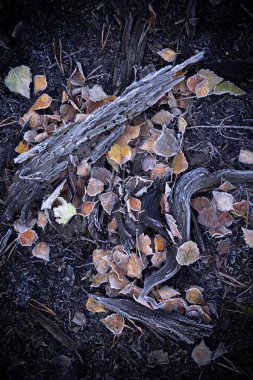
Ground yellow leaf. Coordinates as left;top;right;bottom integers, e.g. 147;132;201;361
157;48;177;62
15;140;30;154
171;150;188;174
107;143;132;165
31;93;52;110
34;75;47;94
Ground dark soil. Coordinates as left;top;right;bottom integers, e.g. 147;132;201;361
1;0;253;379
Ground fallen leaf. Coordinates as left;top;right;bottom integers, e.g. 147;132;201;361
157;48;177;62
177;116;187;133
109;272;129;289
81;201;95;217
191;197;210;212
151;163;170;179
151;251;167;267
86;297;107;313
126;253;142;279
5;65;32;99
72;312;86;328
185;287;204;304
31;93;52;110
86;95;116;113
128;196;141;212
32;242;50;261
176;241;200;266
108;218;118;235
100;192;118;215
157;286;180;299
198;69;223;91
69;62;86;86
233;200;248;216
77;160;90;177
153;126;179;157
151;110;173;125
116;124;140;145
242;227;253;248
198;206;220;228
89;84;108;102
165;214;182;238
139;128;161;153
158;298;179;312
191;340;212;366
53;198;77;224
91;273;109;287
138;233;153;255
187;74;206;94
19;228;38;246
23;129;37;143
213;191;234;211
60;103;76;122
15;140;29;154
154;235;166;252
107;143;132;165
92;249;111;274
91;167;111;184
19;111;42;129
101;313;124;335
239;149;253;164
171;150;188;174
34;74;47;94
219;181;235;192
214;80;245;96
37;211;48;229
142;155;156;171
86;178;104;197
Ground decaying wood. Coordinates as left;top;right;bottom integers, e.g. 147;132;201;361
5;52;204;221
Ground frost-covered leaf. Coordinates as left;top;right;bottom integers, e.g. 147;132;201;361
171;150;188;174
32;242;50;261
86;297;107;313
100;192;118;215
153;126;179;157
89;84;108;102
239;149;253;164
157;48;176;62
101;313;124;335
69;62;86;86
138;233;153;255
107;143;132;165
128;196;141;212
81;201;95;217
92;249;111;274
185;287;204;305
31;93;52;110
214;81;245;96
151;110;173;125
157;286;180;300
86;178;104;197
192;340;212;366
154;235;166;252
191;197;210;212
19;228;38;246
242;227;253;248
176;241;200;266
34;74;47;94
198;69;223;91
53;198;76;224
126;253;142;279
5;65;32;99
213;191;234;211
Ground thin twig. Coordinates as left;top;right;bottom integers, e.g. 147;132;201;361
187;125;253;131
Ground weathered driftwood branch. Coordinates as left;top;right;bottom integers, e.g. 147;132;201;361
5;52;204;221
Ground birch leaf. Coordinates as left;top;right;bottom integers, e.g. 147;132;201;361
192;340;212;366
100;192;118;215
34;74;47;94
101;313;125;335
53;199;76;224
176;241;200;266
5;65;32;99
214;81;245;96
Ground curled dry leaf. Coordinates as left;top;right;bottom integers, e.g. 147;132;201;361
142;155;156;171
20;110;42;129
93;249;111;274
187;74;209;98
158;298;179;312
77;160;90;177
185;287;204;305
107;143;132;165
100;192;118;215
242;227;253;248
157;48;177;62
198;69;223;91
126;253;142;279
86;95;116;114
157;286;180;300
209;225;232;238
191;197;210;212
34;74;47;94
213;191;234;211
117;124;140;145
86;178;104;197
19;229;38;246
138;233;153;255
101;313;125;335
151;163;170;180
151;110;173;125
91;167;111;184
219;181;235;192
191;340;212;366
109;272;129;290
31;93;52;110
128;196;141;212
198;206;219;228
89;84;108;102
177;115;187;133
151;251;167;267
69;62;86;86
154;235;166;252
153;126;179;157
171;150;188;174
108;218;117;235
233;200;248;216
60;103;76;122
91;273;109;287
239;149;253;164
176;241;200;266
86;296;107;313
81;201;95;217
5;65;32;99
139;128;161;153
32;242;50;261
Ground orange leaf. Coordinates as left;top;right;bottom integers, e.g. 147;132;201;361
101;313;125;335
31;93;52;110
19;229;38;246
107;143;132;165
126;253;142;279
129;196;141;212
157;48;177;62
32;242;50;261
81;201;95;217
185;287;204;304
86;297;107;313
15;140;30;154
34;75;47;94
154;235;166;252
138;233;152;255
171;150;188;174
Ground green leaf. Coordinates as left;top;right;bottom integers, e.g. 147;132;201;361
53;198;77;224
4;65;32;99
213;80;245;96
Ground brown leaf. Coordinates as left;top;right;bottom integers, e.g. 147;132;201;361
81;201;95;217
142;155;156;171
151;163;170;180
126;253;142;279
86;95;116;113
219;181;236;192
86;178;104;197
171;150;188;174
176;241;200;266
185;287;204;305
151;251;167;267
19;111;42;129
32;242;50;261
15;140;30;154
100;192;118;215
191;197;210;212
91;273;109;287
91;167;111;184
101;313;125;335
198;206;219;228
60;104;76;122
37;211;48;230
19;228;38;246
209;225;232;238
69;62;86;86
191;340;212;366
151;110;173;125
153;126;179;157
30;93;52;110
154;235;166;252
86;297;107;313
233;200;248;216
177;116;187;133
157;286;180;300
157;48;177;62
76;160;90;177
128;196;141;212
239;149;253;164
92;249;111;274
138;233;153;255
34;74;47;94
108;218;118;235
109;272;129;290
